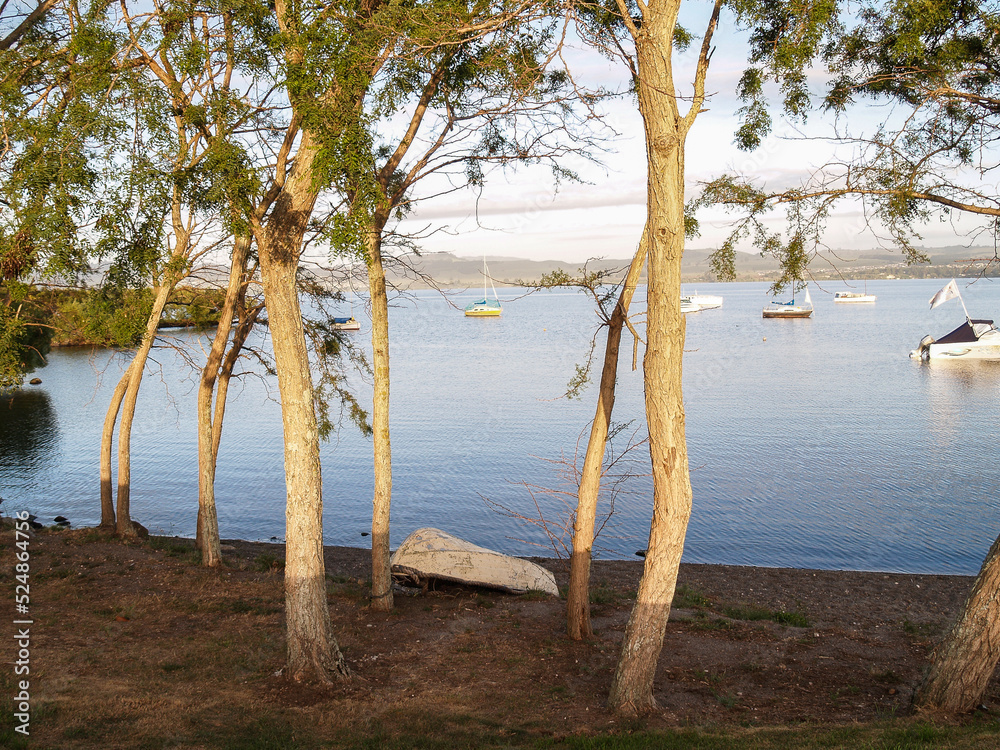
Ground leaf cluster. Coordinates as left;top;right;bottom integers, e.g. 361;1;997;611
0;282;53;388
729;0;844;150
698;0;1000;281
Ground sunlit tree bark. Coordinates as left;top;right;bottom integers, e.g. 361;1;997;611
915;535;1000;712
99;363;132;529
116;266;185;538
367;225;394;611
605;0;721;716
566;233;647;640
196;235;252;566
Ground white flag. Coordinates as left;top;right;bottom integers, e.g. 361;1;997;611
930;279;960;309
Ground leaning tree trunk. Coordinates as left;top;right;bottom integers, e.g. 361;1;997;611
213;301;264;458
99;362;133;529
257;128;348;683
608;2;694;716
196;236;251;567
914;533;1000;712
116;280;178;538
367;224;394;612
567;234;648;640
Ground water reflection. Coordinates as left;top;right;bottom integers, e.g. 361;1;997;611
0;389;59;472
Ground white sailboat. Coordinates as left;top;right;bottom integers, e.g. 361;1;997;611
763;284;813;319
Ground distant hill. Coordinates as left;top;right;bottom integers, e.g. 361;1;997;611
67;245;1000;293
382;245;999;289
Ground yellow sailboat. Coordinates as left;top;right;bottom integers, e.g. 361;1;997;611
464;257;502;317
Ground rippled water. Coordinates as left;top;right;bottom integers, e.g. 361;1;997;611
2;278;999;574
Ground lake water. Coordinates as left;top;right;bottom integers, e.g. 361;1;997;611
2;278;999;575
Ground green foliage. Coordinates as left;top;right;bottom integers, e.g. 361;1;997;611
730;0;843;145
673;584;711;609
0;283;53;388
700;0;1000;280
160;287;228;330
75;288;154;348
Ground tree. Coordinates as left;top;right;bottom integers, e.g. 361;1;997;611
95;0;262;539
540;240;648;640
569;0;842;714
599;0;717;713
196;235;265;566
0;0;105;387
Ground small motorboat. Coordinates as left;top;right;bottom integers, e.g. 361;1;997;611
680;297;701;314
834;292;877;303
910;319;1000;360
763;286;813;318
685;293;723;310
911;279;1000;360
332;316;360;331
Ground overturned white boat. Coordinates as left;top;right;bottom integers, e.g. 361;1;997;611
390;527;558;596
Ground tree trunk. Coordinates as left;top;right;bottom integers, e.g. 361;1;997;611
196;236;251;567
116;281;177;538
257;129;348;682
567;234;648;640
213;301;263;459
914;533;1000;713
608;5;693;716
99;363;133;529
367;226;394;611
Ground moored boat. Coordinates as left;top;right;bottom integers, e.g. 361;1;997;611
910;279;1000;360
834;292;877;303
685;293;723;310
680;297;701;314
332;316;360;331
763;285;813;318
465;256;502;317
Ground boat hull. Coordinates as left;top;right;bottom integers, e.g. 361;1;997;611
834;293;877;303
687;294;723;309
912;340;1000;360
464;307;501;317
763;308;813;318
390;527;558;595
925;343;1000;359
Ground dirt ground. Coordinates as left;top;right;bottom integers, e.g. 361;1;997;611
5;527;998;747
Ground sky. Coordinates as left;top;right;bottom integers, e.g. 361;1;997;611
393;6;990;265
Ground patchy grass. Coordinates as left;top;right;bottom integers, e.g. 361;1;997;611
721;603;810;628
253;552;285;572
673;584;712;609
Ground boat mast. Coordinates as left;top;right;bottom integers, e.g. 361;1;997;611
488;261;500;305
